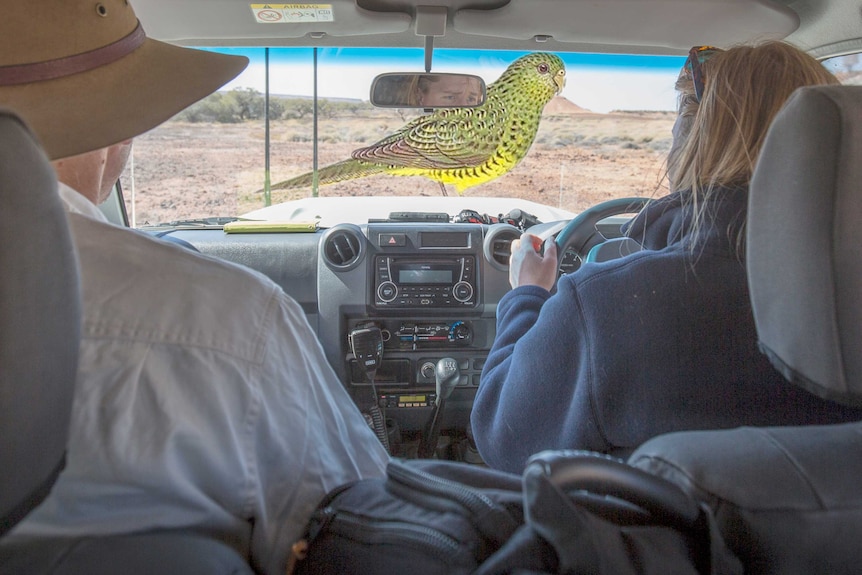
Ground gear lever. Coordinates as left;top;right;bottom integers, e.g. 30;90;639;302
417;357;460;458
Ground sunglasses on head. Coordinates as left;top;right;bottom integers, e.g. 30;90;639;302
685;45;722;102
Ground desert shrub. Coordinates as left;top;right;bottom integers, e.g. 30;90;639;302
228;87;264;120
267;98;286;120
176;92;241;123
647;138;673;152
282;98;316;119
175;87;272;123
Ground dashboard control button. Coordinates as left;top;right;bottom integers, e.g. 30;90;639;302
453;281;474;302
377;281;397;302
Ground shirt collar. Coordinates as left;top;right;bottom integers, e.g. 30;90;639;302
58;182;109;222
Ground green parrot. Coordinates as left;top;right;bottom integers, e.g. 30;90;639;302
269;52;566;195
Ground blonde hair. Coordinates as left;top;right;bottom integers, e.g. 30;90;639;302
669;41;838;253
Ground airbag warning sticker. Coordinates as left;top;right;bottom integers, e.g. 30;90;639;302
250;4;334;23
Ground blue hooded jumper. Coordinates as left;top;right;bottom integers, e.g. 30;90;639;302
471;189;862;473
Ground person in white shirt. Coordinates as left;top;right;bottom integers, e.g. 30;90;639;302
0;1;389;573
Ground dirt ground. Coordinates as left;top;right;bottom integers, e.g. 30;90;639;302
120;101;676;226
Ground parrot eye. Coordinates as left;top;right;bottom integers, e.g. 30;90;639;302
537;63;550;74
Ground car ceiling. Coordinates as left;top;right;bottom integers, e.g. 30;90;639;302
134;0;862;59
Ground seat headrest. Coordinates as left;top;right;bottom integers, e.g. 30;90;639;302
0;108;80;533
748;85;862;407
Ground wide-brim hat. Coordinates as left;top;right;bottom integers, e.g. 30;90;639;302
0;0;248;160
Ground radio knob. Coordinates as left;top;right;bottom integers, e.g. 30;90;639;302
450;322;470;340
377;281;398;303
453;281;473;302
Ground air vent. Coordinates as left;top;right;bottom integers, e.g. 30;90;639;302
322;224;366;271
483;223;521;271
490;238;514;265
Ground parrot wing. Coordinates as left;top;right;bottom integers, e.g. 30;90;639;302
350;109;504;170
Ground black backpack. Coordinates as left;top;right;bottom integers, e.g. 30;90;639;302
291;450;742;575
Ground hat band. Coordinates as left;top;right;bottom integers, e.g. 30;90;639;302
0;21;146;87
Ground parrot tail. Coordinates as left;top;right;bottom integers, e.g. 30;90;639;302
267;159;388;192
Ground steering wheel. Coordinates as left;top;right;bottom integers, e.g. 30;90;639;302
554;197;650;275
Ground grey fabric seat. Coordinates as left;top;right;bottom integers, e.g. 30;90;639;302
0;108;254;573
0;108;79;535
628;85;862;574
1;533;255;575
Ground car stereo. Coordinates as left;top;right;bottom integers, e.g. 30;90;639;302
374;255;476;308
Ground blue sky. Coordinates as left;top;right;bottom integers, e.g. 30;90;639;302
208;47;686;113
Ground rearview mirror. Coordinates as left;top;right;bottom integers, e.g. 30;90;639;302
370;73;486;108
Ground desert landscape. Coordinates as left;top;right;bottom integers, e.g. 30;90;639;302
119;97;676;227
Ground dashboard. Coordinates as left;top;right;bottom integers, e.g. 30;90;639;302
159;220;523;457
154;211;631;458
149;196;644;464
322;223;514;437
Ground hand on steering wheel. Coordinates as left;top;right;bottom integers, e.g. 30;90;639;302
509;234;557;290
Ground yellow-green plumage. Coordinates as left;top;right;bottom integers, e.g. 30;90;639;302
270;52;566;195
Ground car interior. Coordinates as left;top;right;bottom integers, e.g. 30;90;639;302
2;0;862;572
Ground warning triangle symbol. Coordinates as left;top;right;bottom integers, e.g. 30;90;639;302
388;237;397;244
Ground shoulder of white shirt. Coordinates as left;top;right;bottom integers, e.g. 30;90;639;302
58;182;109;222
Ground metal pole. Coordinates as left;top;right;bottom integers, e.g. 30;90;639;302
312;47;319;197
264;47;271;207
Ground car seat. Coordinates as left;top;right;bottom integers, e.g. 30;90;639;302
0;108;79;536
0;109;253;574
627;85;862;573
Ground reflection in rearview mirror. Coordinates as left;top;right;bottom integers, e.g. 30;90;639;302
370;73;486;108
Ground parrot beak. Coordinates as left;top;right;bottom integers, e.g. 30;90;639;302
554;72;566;95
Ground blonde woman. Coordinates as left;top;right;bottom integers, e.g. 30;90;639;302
472;41;860;474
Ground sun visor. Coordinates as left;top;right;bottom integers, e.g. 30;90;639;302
135;1;411;44
453;0;799;51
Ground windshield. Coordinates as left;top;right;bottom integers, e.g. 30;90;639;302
117;47;696;228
